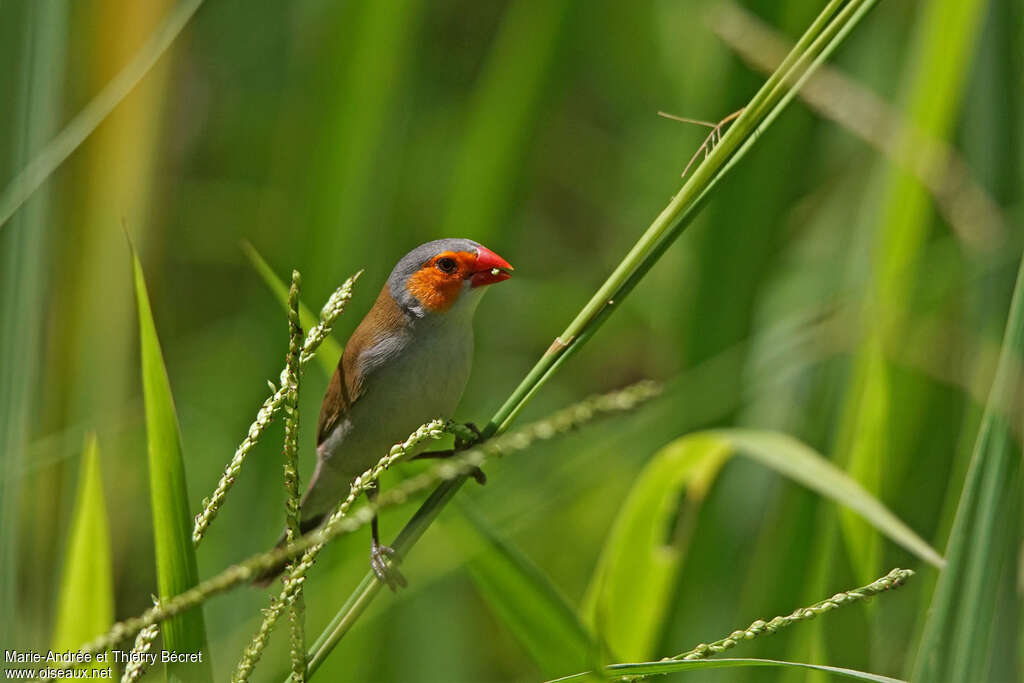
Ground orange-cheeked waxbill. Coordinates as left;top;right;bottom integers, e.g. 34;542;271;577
256;238;513;588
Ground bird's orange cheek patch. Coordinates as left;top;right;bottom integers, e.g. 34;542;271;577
406;269;463;312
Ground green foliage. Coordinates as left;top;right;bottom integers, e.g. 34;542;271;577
242;240;341;375
309;1;893;673
52;434;114;660
3;0;1019;680
583;430;939;663
301;0;424;299
912;254;1024;682
721;430;942;568
441;0;572;243
835;339;888;585
836;0;990;587
0;0;65;651
453;502;598;678
0;0;204;230
132;248;213;683
582;433;730;662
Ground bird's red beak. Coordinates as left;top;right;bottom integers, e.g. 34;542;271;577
471;246;514;288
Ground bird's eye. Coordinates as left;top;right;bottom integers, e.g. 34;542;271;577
435;257;458;274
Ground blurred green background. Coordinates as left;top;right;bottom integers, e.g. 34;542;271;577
1;0;1021;681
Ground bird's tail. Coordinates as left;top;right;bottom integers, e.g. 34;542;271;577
252;513;326;587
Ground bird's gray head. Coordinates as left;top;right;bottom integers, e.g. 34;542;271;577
386;238;513;317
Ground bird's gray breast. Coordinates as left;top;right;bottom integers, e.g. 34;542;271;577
319;315;474;479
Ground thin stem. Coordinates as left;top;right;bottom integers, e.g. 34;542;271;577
119;599;160;683
672;568;914;663
192;271;361;545
283;272;306;683
303;381;663;677
234;419;454;682
55;381;659;679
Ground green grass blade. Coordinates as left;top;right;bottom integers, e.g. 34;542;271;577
583;430;940;663
548;658;904;683
581;434;732;661
132;248;213;683
241;240;341;375
51;434;114;663
834;341;888;585
835;0;989;588
452;502;599;678
911;253;1024;682
720;430;943;569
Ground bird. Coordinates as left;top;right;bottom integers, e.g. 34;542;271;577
255;238;513;589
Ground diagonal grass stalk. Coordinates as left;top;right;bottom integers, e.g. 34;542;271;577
671;568;913;663
120;598;160;683
52;381;657;675
0;0;204;231
550;659;904;683
711;0;1005;250
551;569;914;683
301;382;662;676
236;419;458;683
304;0;881;674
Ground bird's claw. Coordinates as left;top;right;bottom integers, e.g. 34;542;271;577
370;541;407;591
456;423;486;485
454;421;481;450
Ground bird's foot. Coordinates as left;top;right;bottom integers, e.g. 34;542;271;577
370;540;407;591
454;422;481;450
455;423;486;485
468;466;487;485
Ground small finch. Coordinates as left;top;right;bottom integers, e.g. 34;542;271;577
256;239;513;588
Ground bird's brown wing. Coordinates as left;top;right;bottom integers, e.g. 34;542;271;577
316;359;356;446
316;285;407;446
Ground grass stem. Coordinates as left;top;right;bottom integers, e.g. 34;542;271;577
191;272;360;545
672;568;914;662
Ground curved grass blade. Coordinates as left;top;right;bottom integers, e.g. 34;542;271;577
451;502;599;678
132;248;213;683
911;254;1024;682
52;434;114;667
241;240;341;375
582;430;941;663
547;658;904;683
581;434;731;662
720;430;943;569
